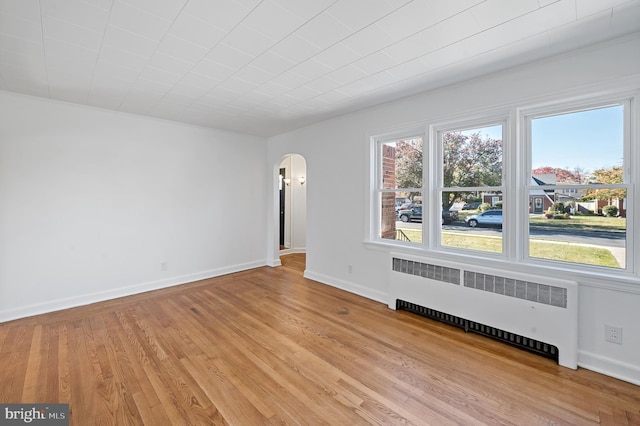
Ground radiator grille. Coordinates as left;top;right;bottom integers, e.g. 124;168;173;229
463;271;567;308
392;258;460;285
392;256;567;308
396;299;559;362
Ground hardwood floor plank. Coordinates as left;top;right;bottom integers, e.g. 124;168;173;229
0;325;33;402
57;324;72;404
1;255;639;425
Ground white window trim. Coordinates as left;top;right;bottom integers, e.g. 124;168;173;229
430;115;509;255
365;88;639;289
519;94;636;275
367;123;427;248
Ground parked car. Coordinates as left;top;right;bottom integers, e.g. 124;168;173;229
395;197;410;208
399;206;422;222
398;207;459;224
442;210;459;224
461;201;482;210
397;202;415;211
465;209;502;227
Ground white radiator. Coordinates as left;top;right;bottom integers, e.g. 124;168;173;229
389;252;578;369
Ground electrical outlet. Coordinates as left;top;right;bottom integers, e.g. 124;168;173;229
605;325;622;344
347;265;353;274
161;261;168;271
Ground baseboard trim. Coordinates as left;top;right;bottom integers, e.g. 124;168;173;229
278;248;306;255
0;260;266;323
578;350;640;386
303;270;387;305
268;258;282;267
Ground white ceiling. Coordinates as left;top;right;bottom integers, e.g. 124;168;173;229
1;0;639;137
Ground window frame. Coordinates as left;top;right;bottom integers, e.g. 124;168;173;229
520;96;634;274
370;125;427;248
431;116;508;255
367;90;638;282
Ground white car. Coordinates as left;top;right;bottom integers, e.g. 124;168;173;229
465;210;502;227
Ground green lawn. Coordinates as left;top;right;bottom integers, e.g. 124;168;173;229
457;210;626;232
395;227;620;268
529;214;626;231
529;240;620;268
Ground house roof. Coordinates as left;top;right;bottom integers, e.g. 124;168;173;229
1;1;638;137
531;176;555;196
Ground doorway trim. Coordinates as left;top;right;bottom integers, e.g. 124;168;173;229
268;154;307;267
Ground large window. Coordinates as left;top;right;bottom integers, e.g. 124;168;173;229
375;137;423;244
526;103;628;270
371;94;635;277
438;123;504;254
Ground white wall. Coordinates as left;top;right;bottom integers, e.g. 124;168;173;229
267;34;640;384
0;92;267;321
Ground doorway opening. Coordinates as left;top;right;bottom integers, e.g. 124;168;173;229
278;154;307;264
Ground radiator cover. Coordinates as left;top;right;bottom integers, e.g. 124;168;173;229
389;253;578;369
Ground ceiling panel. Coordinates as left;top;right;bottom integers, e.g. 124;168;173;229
240;0;304;40
40;0;110;31
0;31;42;57
469;0;541;30
119;0;187;21
0;11;42;42
101;25;159;57
576;0;633;19
269;33;321;64
43;16;104;52
168;13;226;48
0;0;638;137
341;24;395;58
156;34;209;63
181;0;250;32
109;0;172;41
326;0;408;32
43;38;100;66
295;12;353;50
313;43;361;71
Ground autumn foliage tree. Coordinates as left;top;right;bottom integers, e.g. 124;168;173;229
395;139;423;200
532;166;584;183
582;165;625;204
394;133;502;209
442;132;502;209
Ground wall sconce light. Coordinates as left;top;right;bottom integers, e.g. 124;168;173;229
283;178;291;186
298;176;306;185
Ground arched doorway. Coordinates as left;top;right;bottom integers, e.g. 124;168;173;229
278;154;306;253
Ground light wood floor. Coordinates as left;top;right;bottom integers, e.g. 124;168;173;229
1;253;638;425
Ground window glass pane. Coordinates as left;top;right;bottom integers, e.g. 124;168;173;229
531;106;623;184
528;190;626;269
380;192;422;243
381;138;423;189
530;105;626;269
442;191;502;254
443;125;502;188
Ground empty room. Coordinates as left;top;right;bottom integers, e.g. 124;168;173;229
1;0;639;424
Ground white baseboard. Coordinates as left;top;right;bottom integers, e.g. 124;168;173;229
268;258;282;267
578;350;640;386
303;270;387;305
0;260;266;323
278;248;306;255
